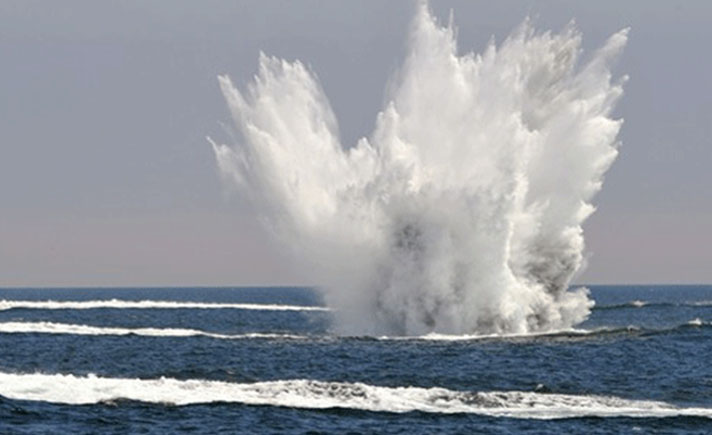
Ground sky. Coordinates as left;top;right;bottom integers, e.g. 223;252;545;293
0;0;710;287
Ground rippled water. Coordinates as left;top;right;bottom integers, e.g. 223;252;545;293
0;286;710;434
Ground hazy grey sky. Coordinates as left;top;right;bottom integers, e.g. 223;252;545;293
1;0;710;286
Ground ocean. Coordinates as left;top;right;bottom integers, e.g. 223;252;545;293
0;285;710;434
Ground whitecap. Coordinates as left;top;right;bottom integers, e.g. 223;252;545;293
686;318;708;327
0;322;308;340
0;299;329;312
0;372;709;419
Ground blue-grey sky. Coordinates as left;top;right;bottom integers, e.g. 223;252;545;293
1;0;710;286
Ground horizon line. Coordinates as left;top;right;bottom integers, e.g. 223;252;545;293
1;283;711;290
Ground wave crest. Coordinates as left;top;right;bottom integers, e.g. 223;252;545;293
1;373;709;419
0;322;307;340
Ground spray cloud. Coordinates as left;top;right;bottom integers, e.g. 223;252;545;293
211;3;627;335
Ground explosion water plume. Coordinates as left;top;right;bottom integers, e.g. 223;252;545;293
210;3;628;336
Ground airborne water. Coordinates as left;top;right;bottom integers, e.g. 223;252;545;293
210;3;628;336
2;4;710;435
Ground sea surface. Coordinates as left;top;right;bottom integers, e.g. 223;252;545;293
0;285;710;434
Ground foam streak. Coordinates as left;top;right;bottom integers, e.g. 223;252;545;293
0;299;328;312
1;373;709;419
0;322;306;340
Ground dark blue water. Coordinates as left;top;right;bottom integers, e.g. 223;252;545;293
0;286;710;434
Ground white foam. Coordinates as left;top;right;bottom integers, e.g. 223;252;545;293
0;372;709;419
0;322;307;340
686;318;708;327
0;322;630;342
0;299;328;312
377;328;592;341
629;300;648;308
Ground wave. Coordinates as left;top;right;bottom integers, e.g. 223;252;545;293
1;320;707;342
0;299;329;312
376;329;591;341
371;329;614;342
545;321;710;339
0;322;308;340
13;297;708;313
373;320;710;342
0;372;709;419
594;300;712;310
686;318;710;327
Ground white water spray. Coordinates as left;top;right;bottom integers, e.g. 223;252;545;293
211;4;627;335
